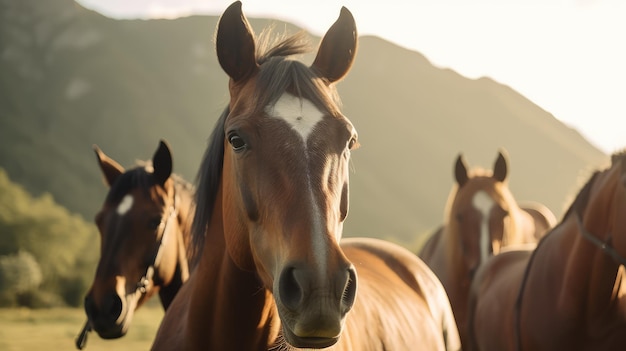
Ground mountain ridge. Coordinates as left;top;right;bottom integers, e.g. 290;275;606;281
0;0;607;248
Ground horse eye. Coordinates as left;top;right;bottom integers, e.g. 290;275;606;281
148;217;162;231
348;137;359;150
228;133;246;152
456;213;464;222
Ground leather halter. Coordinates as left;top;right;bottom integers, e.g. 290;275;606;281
135;190;179;295
576;213;626;267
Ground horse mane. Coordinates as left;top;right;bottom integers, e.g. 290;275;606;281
171;173;196;198
611;149;626;166
561;171;599;220
189;29;344;267
561;150;625;221
190;108;227;267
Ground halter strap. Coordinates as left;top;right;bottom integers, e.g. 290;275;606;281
576;213;626;267
135;190;179;295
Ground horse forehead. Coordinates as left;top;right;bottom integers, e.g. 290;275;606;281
472;190;495;213
266;93;326;141
116;194;134;215
110;185;167;217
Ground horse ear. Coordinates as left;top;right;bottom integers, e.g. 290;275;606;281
311;7;358;84
94;145;124;187
493;150;509;182
216;1;258;82
455;153;469;187
152;140;172;186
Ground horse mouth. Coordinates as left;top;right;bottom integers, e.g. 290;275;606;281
281;327;340;349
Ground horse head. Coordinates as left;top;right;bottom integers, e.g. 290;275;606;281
207;2;358;347
447;150;522;277
84;140;186;338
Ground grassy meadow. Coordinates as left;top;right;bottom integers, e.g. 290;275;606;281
0;307;164;351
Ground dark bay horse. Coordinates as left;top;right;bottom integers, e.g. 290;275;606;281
77;140;195;348
151;2;460;350
419;150;556;348
468;151;626;351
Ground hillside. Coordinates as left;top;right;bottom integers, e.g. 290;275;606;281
0;0;608;248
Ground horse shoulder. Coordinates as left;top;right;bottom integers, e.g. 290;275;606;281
341;237;461;351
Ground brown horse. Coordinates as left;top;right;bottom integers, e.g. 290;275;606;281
78;140;195;348
468;151;626;351
151;2;460;350
419;150;556;348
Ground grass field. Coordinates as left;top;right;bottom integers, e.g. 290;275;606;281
0;307;164;351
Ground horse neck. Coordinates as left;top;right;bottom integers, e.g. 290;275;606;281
507;206;536;245
442;224;471;288
187;183;280;350
562;175;626;322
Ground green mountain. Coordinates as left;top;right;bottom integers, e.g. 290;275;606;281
0;0;607;248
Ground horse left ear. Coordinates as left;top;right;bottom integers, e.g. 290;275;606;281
311;7;358;84
152;140;172;186
216;1;258;82
455;153;469;187
493;150;508;182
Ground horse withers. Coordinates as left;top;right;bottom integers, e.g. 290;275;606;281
77;140;195;348
151;2;460;350
419;150;556;348
468;151;626;350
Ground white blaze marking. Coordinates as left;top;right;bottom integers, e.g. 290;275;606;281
472;191;494;262
116;194;134;216
268;93;325;142
268;93;328;273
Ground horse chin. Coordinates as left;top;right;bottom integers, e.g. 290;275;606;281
93;318;129;339
95;325;127;339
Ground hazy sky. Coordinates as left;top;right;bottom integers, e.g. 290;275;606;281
76;0;625;154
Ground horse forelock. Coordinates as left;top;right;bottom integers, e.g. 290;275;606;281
106;168;153;205
253;31;341;118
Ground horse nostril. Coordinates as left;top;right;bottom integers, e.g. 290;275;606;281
279;266;303;311
342;267;357;312
102;294;124;323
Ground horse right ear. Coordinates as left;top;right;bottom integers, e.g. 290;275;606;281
216;1;258;83
93;145;124;187
455;153;469;187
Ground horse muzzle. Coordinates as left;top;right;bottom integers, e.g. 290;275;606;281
275;263;357;348
83;292;130;339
